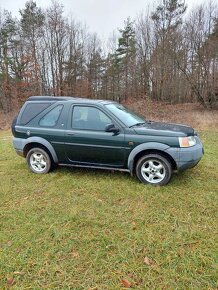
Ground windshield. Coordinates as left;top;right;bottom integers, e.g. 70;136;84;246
105;103;145;127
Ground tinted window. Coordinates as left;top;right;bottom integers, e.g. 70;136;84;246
72;106;112;130
20;103;51;125
39;105;63;127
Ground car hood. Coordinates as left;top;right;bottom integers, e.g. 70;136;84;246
134;121;195;137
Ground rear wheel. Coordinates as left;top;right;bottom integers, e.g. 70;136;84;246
26;148;52;174
136;154;172;186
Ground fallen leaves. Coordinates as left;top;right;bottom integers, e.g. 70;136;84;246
119;257;154;288
121;278;132;288
131;221;137;230
71;250;80;258
143;256;153;266
13;271;25;276
7;277;15;287
7;240;13;247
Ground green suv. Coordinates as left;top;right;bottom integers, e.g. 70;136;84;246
12;96;204;185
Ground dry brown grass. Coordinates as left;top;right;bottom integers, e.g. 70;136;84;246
123;98;218;131
0;99;217;131
0;110;17;130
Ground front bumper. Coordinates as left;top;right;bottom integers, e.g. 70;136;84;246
166;137;204;171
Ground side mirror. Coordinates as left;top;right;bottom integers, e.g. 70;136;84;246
105;124;119;134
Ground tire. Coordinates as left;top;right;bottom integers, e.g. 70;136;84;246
136;154;172;186
26;148;52;174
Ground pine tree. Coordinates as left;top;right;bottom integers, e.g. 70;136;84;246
19;1;45;93
0;10;17;111
115;18;136;100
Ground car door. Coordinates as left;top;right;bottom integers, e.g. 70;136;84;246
64;105;126;167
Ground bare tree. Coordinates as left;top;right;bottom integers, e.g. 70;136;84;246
0;0;218;113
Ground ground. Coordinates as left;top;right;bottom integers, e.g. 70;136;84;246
0;100;217;289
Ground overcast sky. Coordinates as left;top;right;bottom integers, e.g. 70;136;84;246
0;0;207;38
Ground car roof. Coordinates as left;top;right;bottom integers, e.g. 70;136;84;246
28;96;116;105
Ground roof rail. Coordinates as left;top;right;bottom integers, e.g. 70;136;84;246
28;96;76;101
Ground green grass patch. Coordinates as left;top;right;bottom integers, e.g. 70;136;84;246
0;131;217;289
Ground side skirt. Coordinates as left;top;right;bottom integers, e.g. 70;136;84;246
58;163;130;173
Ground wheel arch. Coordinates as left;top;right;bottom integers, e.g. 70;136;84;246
128;143;177;175
23;137;58;163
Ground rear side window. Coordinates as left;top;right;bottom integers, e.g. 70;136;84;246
39;105;63;127
20;103;51;125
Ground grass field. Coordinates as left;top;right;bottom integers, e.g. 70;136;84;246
0;130;217;289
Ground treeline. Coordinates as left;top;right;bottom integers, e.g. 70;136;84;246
0;0;218;112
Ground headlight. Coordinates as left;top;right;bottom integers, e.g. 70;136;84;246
179;136;196;147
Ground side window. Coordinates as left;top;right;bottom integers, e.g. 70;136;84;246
72;106;112;130
39;105;63;127
20;103;51;125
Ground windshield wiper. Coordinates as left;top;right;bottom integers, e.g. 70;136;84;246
129;122;146;128
129;120;152;128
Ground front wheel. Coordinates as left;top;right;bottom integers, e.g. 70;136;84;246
26;148;52;174
136;154;172;186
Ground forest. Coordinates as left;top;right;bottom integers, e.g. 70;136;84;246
0;0;218;112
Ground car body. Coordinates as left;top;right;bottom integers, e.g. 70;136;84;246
11;96;204;185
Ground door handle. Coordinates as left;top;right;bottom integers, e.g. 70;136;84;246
67;132;75;136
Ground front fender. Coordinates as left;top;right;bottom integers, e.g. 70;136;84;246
13;137;58;163
127;142;170;174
